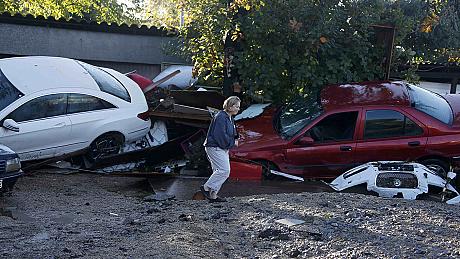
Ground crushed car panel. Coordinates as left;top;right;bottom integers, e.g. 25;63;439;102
152;65;197;90
229;160;262;180
235;103;271;121
327;161;458;200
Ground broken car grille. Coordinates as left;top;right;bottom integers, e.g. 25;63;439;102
0;160;5;174
376;172;418;189
377;163;414;172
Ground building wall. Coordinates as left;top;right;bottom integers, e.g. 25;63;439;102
0;19;185;79
419;81;460;95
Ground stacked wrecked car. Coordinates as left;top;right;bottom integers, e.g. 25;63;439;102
3;56;460;203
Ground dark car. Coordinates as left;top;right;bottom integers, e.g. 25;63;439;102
231;81;460;179
0;144;22;193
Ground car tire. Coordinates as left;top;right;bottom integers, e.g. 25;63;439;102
86;133;124;163
420;158;449;178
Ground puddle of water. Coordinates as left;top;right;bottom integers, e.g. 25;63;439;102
105;178;154;198
148;177;334;200
31;232;50;242
52;214;76;225
0;206;34;222
0;207;14;218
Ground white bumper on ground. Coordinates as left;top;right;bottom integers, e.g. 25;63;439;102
327;161;458;200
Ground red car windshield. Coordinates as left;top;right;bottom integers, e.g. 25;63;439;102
406;84;453;125
276;95;323;139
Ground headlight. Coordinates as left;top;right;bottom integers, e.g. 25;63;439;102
6;157;21;173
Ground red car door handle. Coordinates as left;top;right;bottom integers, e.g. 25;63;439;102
408;141;420;146
340;146;352;151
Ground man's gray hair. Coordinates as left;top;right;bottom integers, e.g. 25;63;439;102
223;96;241;110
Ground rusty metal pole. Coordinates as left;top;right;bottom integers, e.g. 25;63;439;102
373;24;396;80
384;27;396;80
223;30;235;97
222;0;243;98
451;77;459;94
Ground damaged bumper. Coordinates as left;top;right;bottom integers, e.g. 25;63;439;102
327;161;458;200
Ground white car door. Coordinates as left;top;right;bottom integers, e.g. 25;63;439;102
65;93;118;150
0;94;71;161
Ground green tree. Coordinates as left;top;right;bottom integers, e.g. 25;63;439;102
140;0;182;28
398;0;460;65
174;0;415;103
0;0;139;25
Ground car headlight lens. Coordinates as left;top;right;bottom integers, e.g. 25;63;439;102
6;157;21;173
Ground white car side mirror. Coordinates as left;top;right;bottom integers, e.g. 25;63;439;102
3;119;19;132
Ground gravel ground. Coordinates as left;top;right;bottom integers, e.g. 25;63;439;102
1;172;460;258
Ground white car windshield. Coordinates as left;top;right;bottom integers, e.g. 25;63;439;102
0;69;23;111
406;84;453;125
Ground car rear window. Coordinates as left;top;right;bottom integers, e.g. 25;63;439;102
406;84;453;125
364;109;423;139
67;93;116;114
78;62;131;102
0;69;23;111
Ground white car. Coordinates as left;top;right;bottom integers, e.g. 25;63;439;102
0;56;151;162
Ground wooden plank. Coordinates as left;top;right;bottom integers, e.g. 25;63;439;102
149;110;211;121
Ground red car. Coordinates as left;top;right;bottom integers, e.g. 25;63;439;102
231;81;460;179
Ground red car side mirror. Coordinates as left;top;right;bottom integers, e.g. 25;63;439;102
297;136;314;146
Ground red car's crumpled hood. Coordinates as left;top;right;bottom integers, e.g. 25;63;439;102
443;94;460;127
233;107;286;152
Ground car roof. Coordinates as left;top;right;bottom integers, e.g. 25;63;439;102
0;56;99;94
320;81;411;110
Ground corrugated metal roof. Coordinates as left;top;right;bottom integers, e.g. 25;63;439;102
0;12;174;37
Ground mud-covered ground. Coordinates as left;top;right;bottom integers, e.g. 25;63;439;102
1;172;460;258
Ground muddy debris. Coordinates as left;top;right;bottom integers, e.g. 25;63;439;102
2;173;460;258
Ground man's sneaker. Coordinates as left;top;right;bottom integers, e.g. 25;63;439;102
200;185;211;200
208;197;227;203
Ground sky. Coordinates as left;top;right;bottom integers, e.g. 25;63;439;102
117;0;136;8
